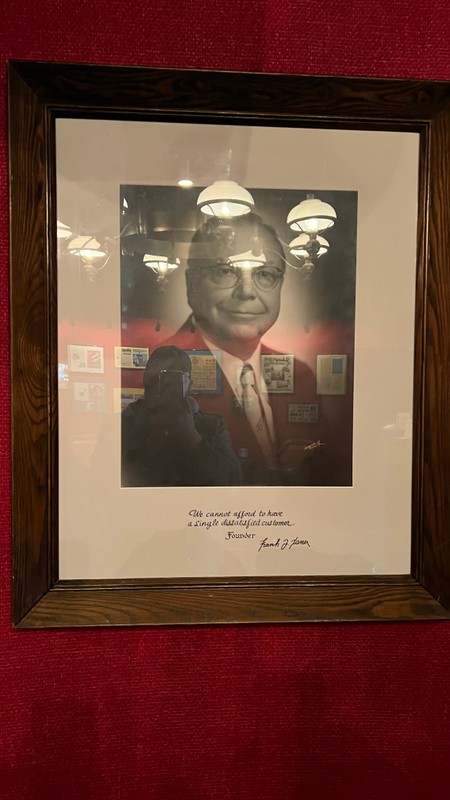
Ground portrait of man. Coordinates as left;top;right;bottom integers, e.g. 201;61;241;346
185;215;285;345
161;214;315;483
120;185;357;487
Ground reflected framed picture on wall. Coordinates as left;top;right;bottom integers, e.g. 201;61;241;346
8;61;450;626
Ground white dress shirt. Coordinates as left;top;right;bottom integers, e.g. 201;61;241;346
199;331;277;465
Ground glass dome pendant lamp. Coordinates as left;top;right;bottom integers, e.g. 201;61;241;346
197;180;255;219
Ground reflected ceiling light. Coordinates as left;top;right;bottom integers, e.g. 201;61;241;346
67;235;107;260
286;194;337;279
143;254;180;280
197;180;255;218
287;194;337;234
228;250;266;269
143;254;180;330
177;159;194;189
178;178;194;188
57;220;73;240
67;235;109;280
289;233;330;260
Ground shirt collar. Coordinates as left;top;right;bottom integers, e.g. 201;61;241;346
198;328;267;397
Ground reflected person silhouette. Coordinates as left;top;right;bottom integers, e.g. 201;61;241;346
121;345;242;486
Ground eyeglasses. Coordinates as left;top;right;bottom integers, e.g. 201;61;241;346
201;262;284;291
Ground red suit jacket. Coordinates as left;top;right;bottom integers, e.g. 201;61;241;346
164;320;337;486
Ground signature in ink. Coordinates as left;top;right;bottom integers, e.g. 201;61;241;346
258;537;311;552
304;440;325;452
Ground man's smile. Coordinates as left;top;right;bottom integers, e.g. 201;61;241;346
220;309;264;318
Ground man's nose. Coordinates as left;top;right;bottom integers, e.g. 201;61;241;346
232;270;257;299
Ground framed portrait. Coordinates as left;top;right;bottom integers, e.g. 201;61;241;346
114;346;150;369
261;355;295;394
288;404;319;424
316;354;348;395
117;387;145;413
186;351;223;394
67;343;104;374
8;61;450;626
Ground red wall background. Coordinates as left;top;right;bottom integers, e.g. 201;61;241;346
2;2;450;798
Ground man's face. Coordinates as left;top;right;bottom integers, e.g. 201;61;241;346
186;248;285;342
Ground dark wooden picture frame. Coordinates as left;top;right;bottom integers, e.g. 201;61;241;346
8;60;450;627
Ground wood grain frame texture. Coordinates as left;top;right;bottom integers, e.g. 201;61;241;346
8;61;450;627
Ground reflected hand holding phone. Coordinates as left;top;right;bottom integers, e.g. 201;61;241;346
157;369;190;400
150;369;201;450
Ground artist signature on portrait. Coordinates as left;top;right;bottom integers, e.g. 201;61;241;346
258;536;311;552
303;440;325;451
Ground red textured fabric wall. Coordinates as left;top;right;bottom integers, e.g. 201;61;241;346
2;2;450;798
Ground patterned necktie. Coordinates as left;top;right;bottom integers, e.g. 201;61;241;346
240;363;277;468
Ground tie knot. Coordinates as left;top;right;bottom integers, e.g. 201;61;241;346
240;363;255;387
